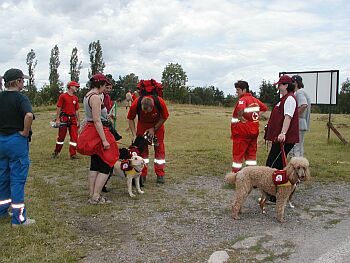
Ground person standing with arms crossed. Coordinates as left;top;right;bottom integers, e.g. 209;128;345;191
52;81;80;159
231;80;268;173
290;75;311;157
0;68;35;226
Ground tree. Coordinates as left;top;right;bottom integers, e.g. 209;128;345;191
49;44;62;103
337;78;350;113
88;40;105;77
25;49;38;103
69;47;82;82
120;73;139;93
258;80;279;107
161;63;188;103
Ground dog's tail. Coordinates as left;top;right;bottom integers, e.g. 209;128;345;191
225;172;237;184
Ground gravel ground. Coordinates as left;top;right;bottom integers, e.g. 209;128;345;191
69;176;350;263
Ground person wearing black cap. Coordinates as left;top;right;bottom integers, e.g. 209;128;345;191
290;75;311;157
0;68;35;226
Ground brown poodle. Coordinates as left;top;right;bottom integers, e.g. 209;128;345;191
225;157;310;223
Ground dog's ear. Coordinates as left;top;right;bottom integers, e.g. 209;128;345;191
133;136;147;153
119;148;130;159
286;162;298;185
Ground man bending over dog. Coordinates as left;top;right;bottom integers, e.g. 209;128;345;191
127;79;169;186
230;80;267;173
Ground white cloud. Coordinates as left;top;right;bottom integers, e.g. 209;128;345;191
1;0;350;95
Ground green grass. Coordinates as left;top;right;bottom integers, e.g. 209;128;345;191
0;102;349;262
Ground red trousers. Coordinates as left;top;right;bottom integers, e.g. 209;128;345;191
231;136;257;173
54;115;78;156
137;126;165;177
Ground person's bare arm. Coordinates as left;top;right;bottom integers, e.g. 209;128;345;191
298;104;308;115
90;95;109;149
277;115;292;142
20;112;34;137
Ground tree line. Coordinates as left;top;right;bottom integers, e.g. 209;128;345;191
2;40;349;113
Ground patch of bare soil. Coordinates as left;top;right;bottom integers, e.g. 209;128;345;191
65;176;350;262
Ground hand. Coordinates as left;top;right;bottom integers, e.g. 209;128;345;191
277;133;286;142
102;140;110;150
19;131;29;137
55;119;61;125
145;127;155;136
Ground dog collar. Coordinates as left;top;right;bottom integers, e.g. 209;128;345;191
278;181;292;187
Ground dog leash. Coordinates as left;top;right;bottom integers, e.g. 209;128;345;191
280;142;288;167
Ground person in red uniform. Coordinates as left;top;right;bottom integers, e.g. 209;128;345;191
103;81;113;114
127;82;169;185
52;81;80;159
131;90;139;101
231;80;268;173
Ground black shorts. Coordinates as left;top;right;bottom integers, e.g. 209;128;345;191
90;154;111;174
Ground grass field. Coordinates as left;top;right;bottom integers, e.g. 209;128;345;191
0;102;349;262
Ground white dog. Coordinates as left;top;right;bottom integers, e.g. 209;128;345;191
113;154;145;197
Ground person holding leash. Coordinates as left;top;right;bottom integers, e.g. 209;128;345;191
52;81;80;159
231;80;268;173
0;68;35;226
265;75;299;202
127;80;169;185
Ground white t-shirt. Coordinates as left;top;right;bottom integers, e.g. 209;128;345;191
284;96;296;117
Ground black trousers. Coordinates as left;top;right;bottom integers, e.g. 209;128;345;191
265;142;295;202
266;142;295;169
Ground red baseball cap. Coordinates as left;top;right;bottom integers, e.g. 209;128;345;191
273;75;293;86
67;81;80;88
91;73;108;82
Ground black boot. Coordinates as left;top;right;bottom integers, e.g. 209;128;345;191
156;176;165;184
140;176;146;187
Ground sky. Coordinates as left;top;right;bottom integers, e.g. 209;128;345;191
1;0;350;95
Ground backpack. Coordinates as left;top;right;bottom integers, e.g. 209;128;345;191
136;79;163;115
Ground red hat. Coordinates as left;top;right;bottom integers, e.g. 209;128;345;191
91;73;108;82
67;81;80;88
273;75;292;86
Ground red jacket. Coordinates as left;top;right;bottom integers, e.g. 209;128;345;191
231;93;267;138
266;93;299;143
103;93;113;114
57;93;79;115
127;96;169;134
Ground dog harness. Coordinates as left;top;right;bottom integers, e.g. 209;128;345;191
123;168;140;177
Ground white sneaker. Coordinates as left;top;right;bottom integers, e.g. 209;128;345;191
12;218;36;227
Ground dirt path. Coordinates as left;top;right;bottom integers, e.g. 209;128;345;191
67;176;350;262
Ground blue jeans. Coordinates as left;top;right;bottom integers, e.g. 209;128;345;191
0;132;30;224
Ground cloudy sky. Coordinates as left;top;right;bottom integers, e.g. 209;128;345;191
1;0;349;94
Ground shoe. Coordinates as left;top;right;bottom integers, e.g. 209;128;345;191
156;176;165;184
88;196;112;205
140;176;146;187
12;218;36;227
51;152;58;159
102;186;109;193
70;155;78;160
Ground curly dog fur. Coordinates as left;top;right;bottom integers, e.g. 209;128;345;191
225;157;310;223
